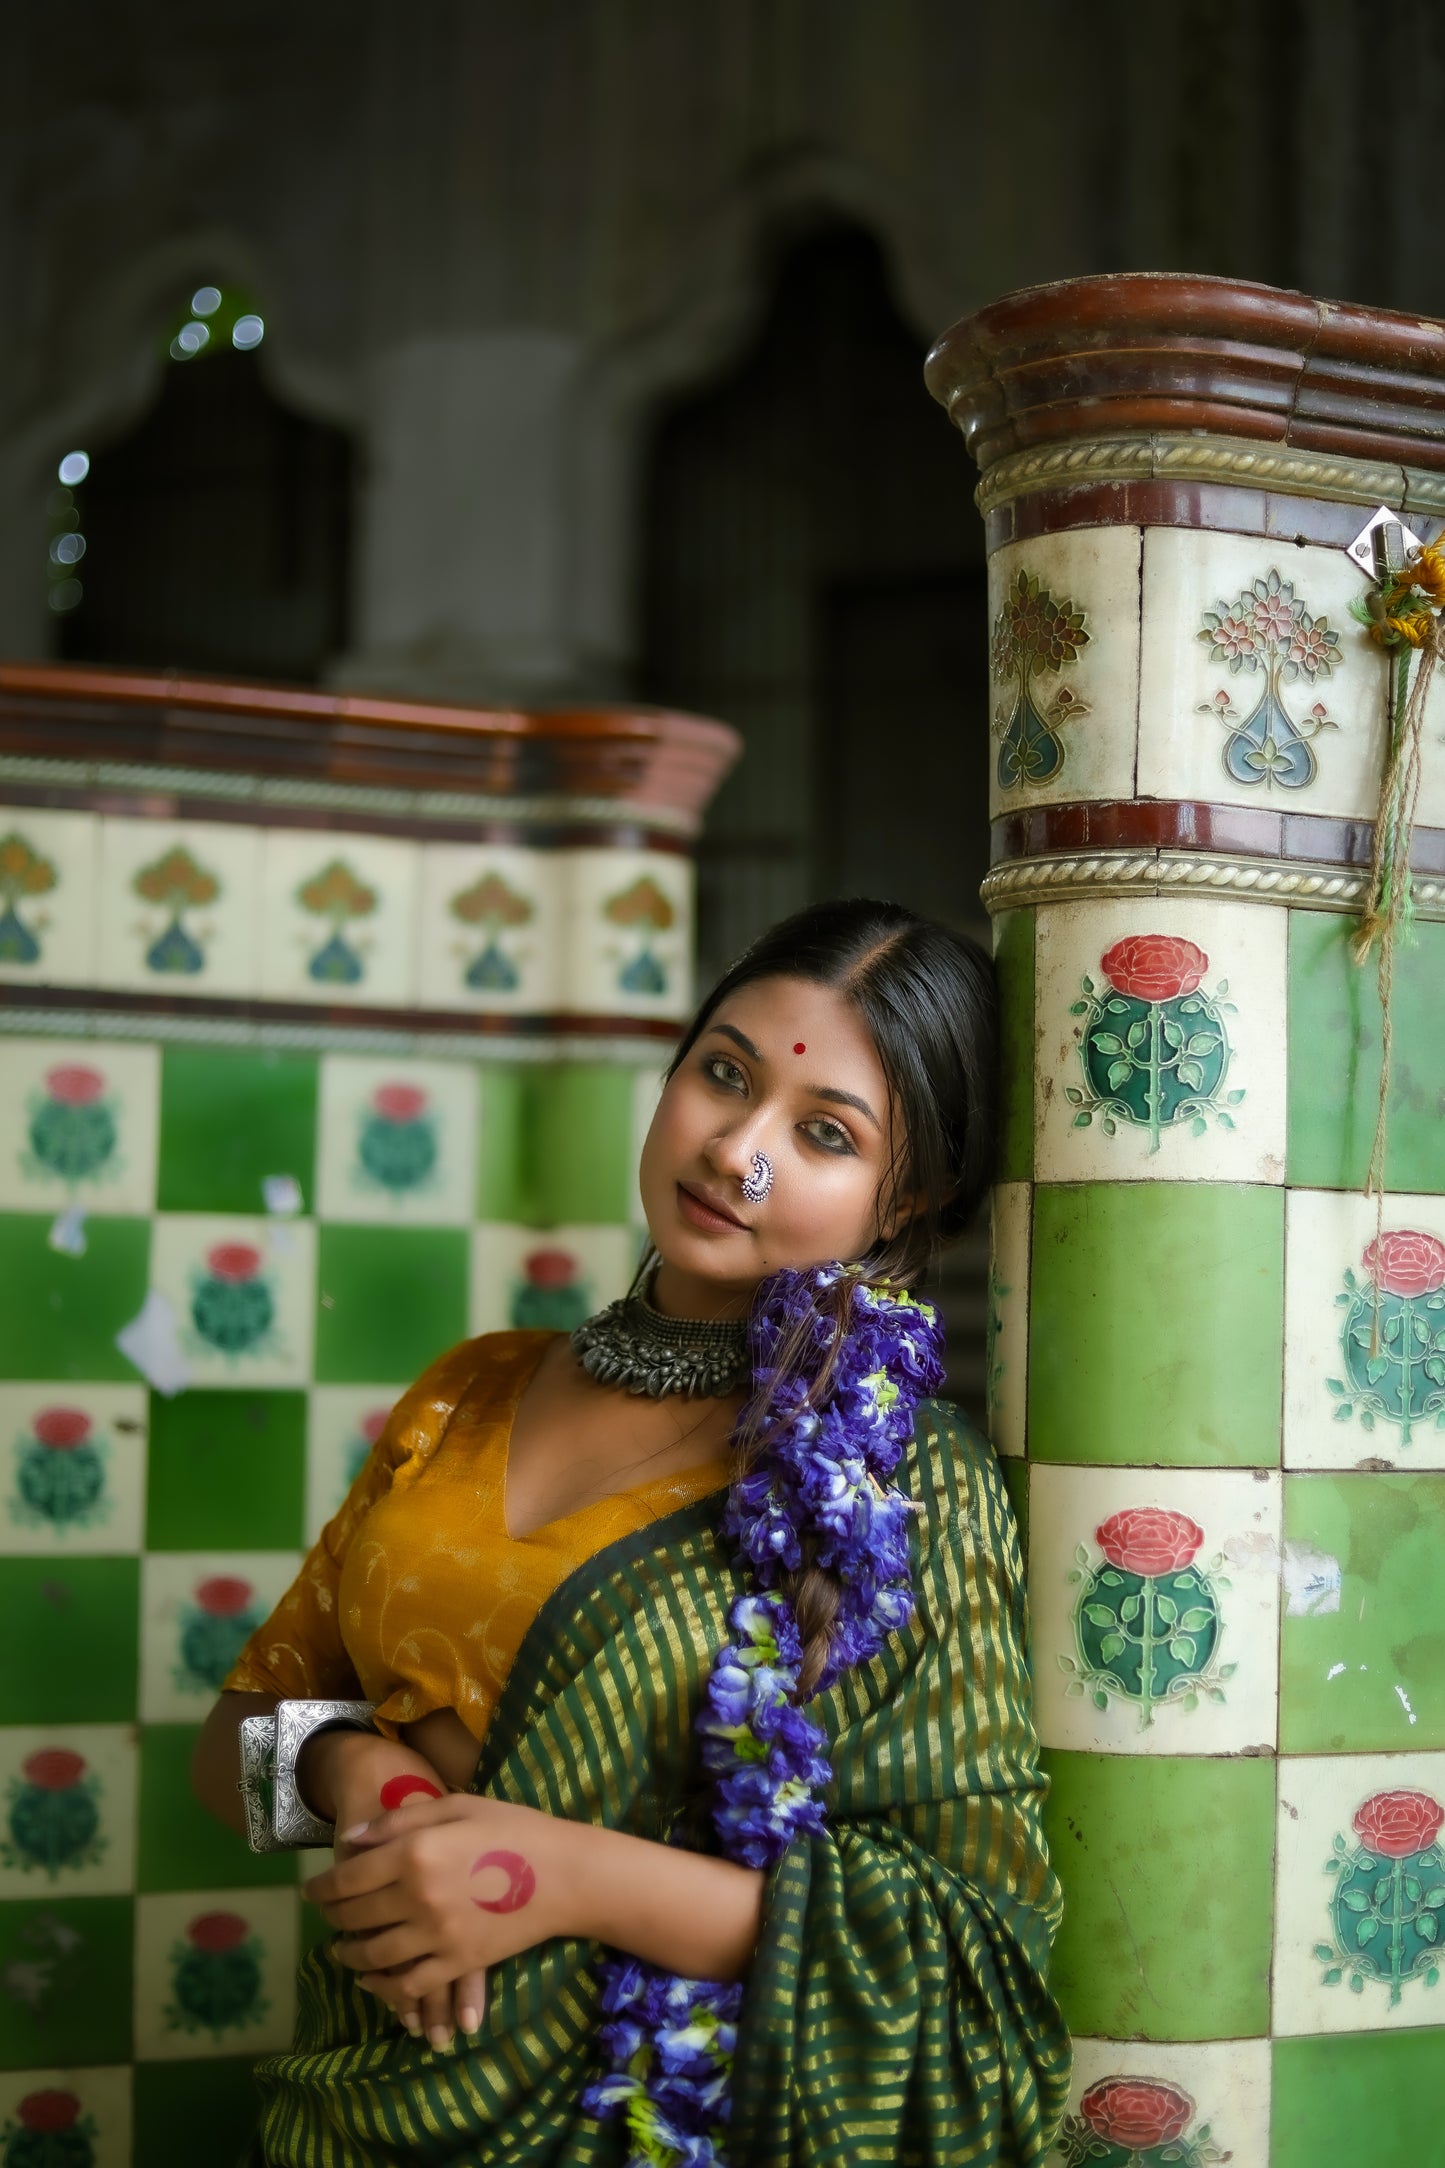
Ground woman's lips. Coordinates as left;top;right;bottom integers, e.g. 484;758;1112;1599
676;1181;747;1233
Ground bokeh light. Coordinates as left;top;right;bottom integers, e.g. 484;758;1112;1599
232;314;264;350
57;450;89;486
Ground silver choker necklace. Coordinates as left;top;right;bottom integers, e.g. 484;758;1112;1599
571;1278;750;1399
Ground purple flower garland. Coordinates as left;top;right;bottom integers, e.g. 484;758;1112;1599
583;1264;945;2168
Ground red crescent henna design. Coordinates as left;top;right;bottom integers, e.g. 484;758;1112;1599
378;1775;443;1811
469;1848;536;1914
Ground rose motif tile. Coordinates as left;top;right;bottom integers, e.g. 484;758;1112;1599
1050;2037;1269;2168
469;1222;639;1336
563;850;693;1020
0;2066;131;2168
1028;1465;1281;1755
1137;529;1395;819
0;810;98;988
305;1384;405;1541
138;1551;300;1723
315;1054;479;1226
132;1885;297;2059
985;526;1141;820
96;817;260;997
1284;1189;1445;1471
0;1039;159;1215
1273;1748;1445;2036
146;1214;316;1387
0;1383;146;1555
257;829;419;1008
416;843;561;1012
1034;897;1286;1185
987;1183;1030;1459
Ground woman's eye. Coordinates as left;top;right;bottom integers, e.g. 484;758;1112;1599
802;1117;855;1156
704;1055;747;1092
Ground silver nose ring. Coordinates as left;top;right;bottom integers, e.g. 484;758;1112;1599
740;1151;773;1203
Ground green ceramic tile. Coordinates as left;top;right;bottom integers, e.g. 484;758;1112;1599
1000;1454;1029;1551
0;1213;150;1380
0;1557;138;1722
1029;1183;1284;1465
1042;1750;1275;2038
0;1896;132;2068
476;1062;532;1221
532;1063;637;1225
1287;910;1445;1193
136;1725;296;1891
1280;1471;1445;1751
315;1224;468;1383
157;1046;318;1213
145;1390;305;1550
133;2058;261;2155
1272;2027;1445;2168
993;908;1034;1182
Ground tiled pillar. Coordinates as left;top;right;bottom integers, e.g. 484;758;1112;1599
928;278;1445;2168
0;662;737;2154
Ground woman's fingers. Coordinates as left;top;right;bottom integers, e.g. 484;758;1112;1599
318;1887;410;1934
334;1923;428;1974
418;1981;454;2051
452;1968;487;2035
361;1953;453;2003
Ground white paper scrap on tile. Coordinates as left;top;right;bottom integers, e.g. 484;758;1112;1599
47;1205;88;1256
116;1289;193;1397
1281;1539;1341;1617
262;1172;303;1216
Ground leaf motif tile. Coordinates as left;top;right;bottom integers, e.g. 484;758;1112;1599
0;810;98;988
258;829;419;1008
416;842;561;1011
97;819;260;997
563;850;694;1019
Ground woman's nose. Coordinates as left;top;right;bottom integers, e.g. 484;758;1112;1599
706;1116;769;1183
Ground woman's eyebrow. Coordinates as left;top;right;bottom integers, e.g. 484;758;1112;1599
710;1022;762;1059
811;1084;880;1130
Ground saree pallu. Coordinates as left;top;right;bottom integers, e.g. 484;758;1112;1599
246;1403;1072;2166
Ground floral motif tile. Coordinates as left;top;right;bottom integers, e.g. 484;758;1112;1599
470;1222;639;1336
96;817;260;997
1138;530;1388;820
1273;1748;1445;2036
416;843;561;1012
0;2066;131;2167
146;1215;316;1388
304;1384;404;1541
987;1183;1030;1459
0;1725;137;1898
563;850;693;1020
1034;896;1287;1185
1050;2037;1270;2168
0;1039;159;1216
257;829;419;1008
314;1054;479;1226
0;809;99;988
1028;1465;1281;1755
138;1551;300;1724
0;1383;146;1555
132;1885;297;2060
1284;1189;1445;1472
985;526;1141;820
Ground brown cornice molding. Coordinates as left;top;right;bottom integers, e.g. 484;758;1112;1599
0;664;741;836
926;274;1445;490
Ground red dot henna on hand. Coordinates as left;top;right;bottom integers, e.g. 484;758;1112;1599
378;1775;443;1811
469;1848;536;1914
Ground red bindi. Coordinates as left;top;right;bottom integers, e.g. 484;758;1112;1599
793;1043;806;1054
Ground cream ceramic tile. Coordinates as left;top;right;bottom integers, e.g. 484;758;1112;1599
628;1059;667;1243
1034;896;1286;1184
0;2067;131;2168
1049;2038;1270;2168
987;1183;1030;1458
985;526;1141;819
416;842;561;1012
139;1550;301;1723
1138;529;1388;818
0;1726;137;1896
258;829;419;1008
305;1384;404;1541
133;1886;298;2060
1273;1748;1445;2036
315;1054;479;1224
96;816;260;997
563;849;694;1021
469;1222;639;1336
0;1038;158;1214
1029;1464;1281;1755
1284;1189;1445;1472
0;1383;146;1554
0;808;98;987
146;1214;316;1386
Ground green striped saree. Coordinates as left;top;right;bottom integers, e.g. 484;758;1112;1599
246;1403;1070;2166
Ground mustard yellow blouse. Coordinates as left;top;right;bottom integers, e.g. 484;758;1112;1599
223;1331;732;1744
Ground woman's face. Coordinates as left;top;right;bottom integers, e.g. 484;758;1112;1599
638;974;899;1316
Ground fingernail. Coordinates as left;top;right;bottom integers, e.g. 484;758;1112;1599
402;2012;422;2036
458;2006;479;2033
340;1823;370;1842
428;2024;452;2051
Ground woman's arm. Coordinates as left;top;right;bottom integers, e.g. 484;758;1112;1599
191;1692;455;1842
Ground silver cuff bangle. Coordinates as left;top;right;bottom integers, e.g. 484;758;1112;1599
237;1699;378;1853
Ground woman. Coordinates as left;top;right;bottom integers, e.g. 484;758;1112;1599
194;897;1071;2166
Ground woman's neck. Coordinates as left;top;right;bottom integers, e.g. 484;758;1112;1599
648;1258;757;1325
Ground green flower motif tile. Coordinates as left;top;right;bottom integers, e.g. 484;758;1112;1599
132;1885;297;2060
